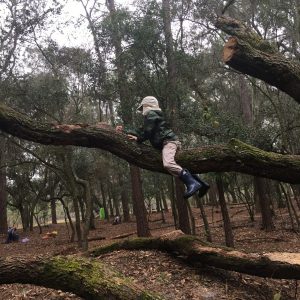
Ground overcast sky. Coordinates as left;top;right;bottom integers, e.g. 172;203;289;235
51;0;134;48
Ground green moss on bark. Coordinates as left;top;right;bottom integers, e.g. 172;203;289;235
39;256;164;300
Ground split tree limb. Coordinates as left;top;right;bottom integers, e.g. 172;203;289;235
0;255;162;300
215;16;300;102
1;103;300;183
90;231;300;280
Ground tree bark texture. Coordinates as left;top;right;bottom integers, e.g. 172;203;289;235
0;137;8;234
90;231;300;280
130;165;151;237
215;16;300;102
1;103;300;183
175;178;191;234
216;176;234;247
254;177;275;231
162;0;178;122
0;256;162;300
50;199;57;225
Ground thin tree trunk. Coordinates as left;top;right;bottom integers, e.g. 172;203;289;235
100;182;109;222
130;165;151;237
162;0;177;122
0;138;7;233
196;194;212;242
61;199;75;242
33;214;42;234
107;184;114;217
254;177;275;231
216;176;234;247
186;200;195;235
119;172;130;222
174;178;191;234
50;199;57;224
161;186;169;212
62;152;82;247
73;171;92;251
168;177;178;228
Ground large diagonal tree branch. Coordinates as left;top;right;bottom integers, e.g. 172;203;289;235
215;16;300;102
1;103;300;183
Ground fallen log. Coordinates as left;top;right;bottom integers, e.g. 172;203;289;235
236;237;287;243
112;232;136;240
87;235;106;242
0;255;162;300
90;231;300;280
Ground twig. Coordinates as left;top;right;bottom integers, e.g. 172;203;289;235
222;0;236;15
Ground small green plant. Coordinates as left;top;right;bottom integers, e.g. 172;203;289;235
273;292;281;300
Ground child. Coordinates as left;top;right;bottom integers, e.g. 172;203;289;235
5;227;18;243
116;96;209;198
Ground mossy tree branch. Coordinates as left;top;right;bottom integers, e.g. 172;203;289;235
90;231;300;280
215;16;300;102
0;255;162;299
1;103;300;183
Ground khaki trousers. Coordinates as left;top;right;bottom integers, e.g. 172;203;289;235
162;141;183;176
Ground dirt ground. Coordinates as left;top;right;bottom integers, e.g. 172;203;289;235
0;205;299;300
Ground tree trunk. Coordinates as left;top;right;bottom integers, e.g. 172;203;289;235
89;196;96;230
196;194;212;242
50;199;57;225
73;170;93;251
105;0;149;238
61;199;75;242
62;152;82;247
112;193;120;217
161;187;169;212
154;176;163;214
216;176;234;247
107;185;114;217
20;204;30;232
208;181;218;206
254;177;275;231
175;178;191;234
0;137;7;233
119;172;130;222
168;177;178;228
239;74;253;124
130;165;151;237
162;0;177;122
100;182;109;221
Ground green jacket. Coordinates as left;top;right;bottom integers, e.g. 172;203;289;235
127;110;178;150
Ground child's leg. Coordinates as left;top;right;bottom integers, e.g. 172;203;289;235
162;141;183;176
162;142;209;199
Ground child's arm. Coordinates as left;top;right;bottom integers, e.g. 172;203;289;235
115;112;158;143
116;125;138;140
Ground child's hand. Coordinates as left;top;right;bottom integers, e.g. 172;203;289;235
116;125;123;132
127;134;138;141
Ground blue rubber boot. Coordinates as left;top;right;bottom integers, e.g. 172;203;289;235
179;169;202;199
192;174;210;198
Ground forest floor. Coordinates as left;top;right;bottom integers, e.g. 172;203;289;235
0;205;300;300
